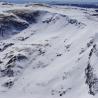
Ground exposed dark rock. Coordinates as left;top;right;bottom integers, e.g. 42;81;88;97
69;19;78;24
1;2;13;6
0;60;3;64
51;88;71;96
62;72;69;80
42;17;53;23
65;44;71;49
79;48;85;54
89;44;96;59
0;43;14;52
7;54;14;59
25;3;51;8
87;39;94;48
3;81;14;88
0;54;27;77
56;53;62;57
1;68;14;77
17;36;29;41
65;44;71;52
68;19;81;26
0;14;29;37
85;44;98;95
38;48;45;55
85;62;97;95
92;14;98;16
12;10;41;24
7;54;27;65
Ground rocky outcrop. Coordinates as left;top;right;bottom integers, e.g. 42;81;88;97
12;10;41;24
0;54;28;77
85;44;98;95
0;14;29;38
0;42;14;52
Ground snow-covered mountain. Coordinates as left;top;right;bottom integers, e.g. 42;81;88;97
0;2;98;98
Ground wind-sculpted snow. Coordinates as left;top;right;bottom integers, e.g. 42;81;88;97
0;8;84;40
0;2;98;98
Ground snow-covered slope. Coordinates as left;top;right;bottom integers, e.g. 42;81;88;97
0;2;98;98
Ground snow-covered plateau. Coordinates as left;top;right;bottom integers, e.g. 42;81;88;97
0;2;98;98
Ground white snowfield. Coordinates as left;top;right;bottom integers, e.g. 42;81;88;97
0;2;98;98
